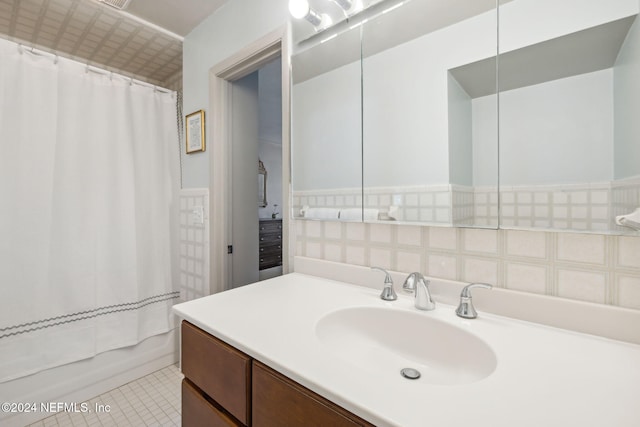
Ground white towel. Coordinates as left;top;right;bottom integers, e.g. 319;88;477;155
339;208;379;221
303;207;340;219
616;207;640;231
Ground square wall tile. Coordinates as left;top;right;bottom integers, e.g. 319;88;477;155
370;223;392;244
369;248;392;269
306;221;322;238
324;243;342;262
428;254;457;280
557;269;607;304
345;245;366;266
462;228;498;255
397;225;422;246
462;258;499;285
557;233;606;265
396;251;422;273
617;236;640;269
506;230;547;259
505;263;547;294
306;242;322;258
324;222;342;240
428;227;457;251
617;275;640;310
345;222;366;241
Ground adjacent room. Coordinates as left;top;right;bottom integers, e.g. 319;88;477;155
1;0;639;426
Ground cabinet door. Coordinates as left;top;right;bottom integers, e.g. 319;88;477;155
182;379;242;427
182;321;251;425
252;362;374;427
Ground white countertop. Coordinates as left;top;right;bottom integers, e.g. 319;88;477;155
173;273;640;427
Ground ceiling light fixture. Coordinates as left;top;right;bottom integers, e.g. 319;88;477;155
289;0;330;28
332;0;352;11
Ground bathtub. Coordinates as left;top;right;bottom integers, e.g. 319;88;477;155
0;327;178;427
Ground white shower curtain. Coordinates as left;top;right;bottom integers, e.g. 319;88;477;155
0;38;180;382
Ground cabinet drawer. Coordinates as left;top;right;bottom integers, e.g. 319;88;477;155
259;242;282;256
258;232;282;244
259;254;282;270
181;321;251;425
252;362;374;427
259;220;282;233
182;379;242;427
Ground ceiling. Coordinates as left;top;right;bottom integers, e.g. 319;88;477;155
0;0;228;90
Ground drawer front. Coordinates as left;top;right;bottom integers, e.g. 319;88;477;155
259;253;282;270
258;231;282;244
259;242;282;256
259;220;282;233
181;321;251;425
182;379;242;427
252;362;374;427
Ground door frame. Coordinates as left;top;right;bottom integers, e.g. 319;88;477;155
209;26;291;293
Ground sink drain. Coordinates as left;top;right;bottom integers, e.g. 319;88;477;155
400;368;421;380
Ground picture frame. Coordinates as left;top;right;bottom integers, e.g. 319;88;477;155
185;110;205;154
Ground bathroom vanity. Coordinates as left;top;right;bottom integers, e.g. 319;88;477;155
174;273;640;427
181;321;373;426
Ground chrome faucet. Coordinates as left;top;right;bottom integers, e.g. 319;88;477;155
456;283;492;319
402;272;435;311
371;267;397;301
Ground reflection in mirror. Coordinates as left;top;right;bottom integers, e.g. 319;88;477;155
291;24;363;222
361;0;498;227
497;0;640;235
259;159;267;208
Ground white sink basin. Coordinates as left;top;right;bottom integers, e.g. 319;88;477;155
315;306;497;385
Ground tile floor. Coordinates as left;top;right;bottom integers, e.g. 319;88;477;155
28;364;183;427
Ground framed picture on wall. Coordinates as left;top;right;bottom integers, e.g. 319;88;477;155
185;110;205;154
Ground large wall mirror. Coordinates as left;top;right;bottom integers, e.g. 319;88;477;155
291;22;364;222
498;0;640;235
290;0;640;235
361;0;498;227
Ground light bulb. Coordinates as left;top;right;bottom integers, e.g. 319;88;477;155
320;13;333;28
289;0;310;19
333;0;352;11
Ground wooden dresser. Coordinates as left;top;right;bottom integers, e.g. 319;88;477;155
258;219;282;270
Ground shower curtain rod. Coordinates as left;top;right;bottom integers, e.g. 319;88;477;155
15;42;175;94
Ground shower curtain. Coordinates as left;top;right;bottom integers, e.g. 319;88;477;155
0;38;180;382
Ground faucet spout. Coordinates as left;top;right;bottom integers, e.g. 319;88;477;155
402;272;435;311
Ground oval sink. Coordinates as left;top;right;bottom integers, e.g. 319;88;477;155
315;307;497;385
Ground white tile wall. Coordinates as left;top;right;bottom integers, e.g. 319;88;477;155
179;189;210;302
294;220;640;310
499;177;640;232
293;185;455;224
293;177;640;233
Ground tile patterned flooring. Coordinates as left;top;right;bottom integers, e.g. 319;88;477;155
28;364;183;427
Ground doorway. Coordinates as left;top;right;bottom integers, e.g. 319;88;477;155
208;28;291;294
230;59;283;288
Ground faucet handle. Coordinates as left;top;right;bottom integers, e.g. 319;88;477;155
371;267;397;301
456;283;492;319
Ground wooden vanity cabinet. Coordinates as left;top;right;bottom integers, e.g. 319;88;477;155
182;379;242;427
181;321;251;425
252;361;374;427
181;321;374;427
